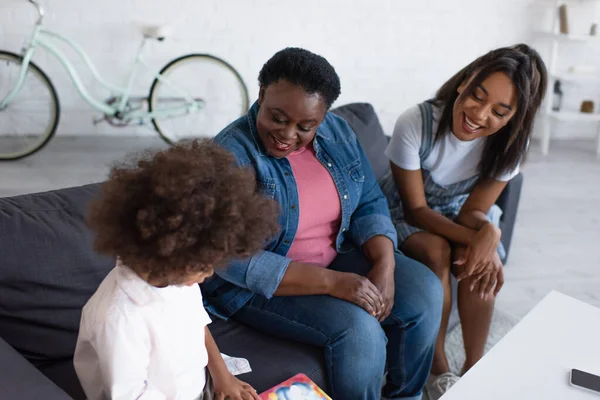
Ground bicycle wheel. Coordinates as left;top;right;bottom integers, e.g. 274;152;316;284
149;54;249;145
0;50;60;160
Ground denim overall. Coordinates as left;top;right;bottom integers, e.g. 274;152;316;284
381;100;506;260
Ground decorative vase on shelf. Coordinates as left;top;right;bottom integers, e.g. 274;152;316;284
580;101;594;113
552;80;563;112
559;4;569;34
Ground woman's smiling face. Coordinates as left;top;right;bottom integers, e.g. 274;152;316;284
256;79;327;158
452;71;517;141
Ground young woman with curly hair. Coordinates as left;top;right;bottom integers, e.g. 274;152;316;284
380;44;547;398
73;140;279;400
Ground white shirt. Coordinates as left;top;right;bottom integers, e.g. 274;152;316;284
385;105;519;185
74;262;211;400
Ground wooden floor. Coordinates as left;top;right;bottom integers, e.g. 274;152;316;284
1;136;599;318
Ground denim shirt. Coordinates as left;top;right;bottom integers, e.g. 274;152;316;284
201;102;398;319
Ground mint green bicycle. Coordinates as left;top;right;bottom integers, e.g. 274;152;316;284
0;0;249;160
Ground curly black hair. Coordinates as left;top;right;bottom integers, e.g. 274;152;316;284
258;47;341;109
87;140;280;286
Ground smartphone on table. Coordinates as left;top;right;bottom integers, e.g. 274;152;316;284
570;369;600;395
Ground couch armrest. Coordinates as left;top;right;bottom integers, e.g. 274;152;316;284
495;173;524;264
0;336;72;400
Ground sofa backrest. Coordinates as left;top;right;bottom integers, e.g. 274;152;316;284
331;102;390;182
0;184;114;365
0;104;387;366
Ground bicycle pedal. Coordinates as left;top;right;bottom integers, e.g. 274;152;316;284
92;116;105;125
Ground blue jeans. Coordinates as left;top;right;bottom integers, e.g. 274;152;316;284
232;250;443;399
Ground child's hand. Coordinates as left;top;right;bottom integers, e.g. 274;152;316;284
213;373;260;400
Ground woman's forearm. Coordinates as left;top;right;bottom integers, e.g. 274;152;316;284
362;235;395;270
407;206;477;246
273;261;340;296
456;209;495;231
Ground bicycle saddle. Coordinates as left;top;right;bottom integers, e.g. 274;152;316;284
142;25;171;41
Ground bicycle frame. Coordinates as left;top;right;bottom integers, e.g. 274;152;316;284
1;5;200;121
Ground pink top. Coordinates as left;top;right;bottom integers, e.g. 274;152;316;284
286;143;342;267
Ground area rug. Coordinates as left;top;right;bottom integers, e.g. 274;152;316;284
420;308;521;400
445;308;521;375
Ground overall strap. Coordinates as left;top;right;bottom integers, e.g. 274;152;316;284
417;100;436;161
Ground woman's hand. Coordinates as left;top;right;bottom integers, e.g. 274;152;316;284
367;263;395;322
455;250;504;300
360;235;396;321
212;373;260;400
329;271;384;318
472;252;504;300
455;223;501;280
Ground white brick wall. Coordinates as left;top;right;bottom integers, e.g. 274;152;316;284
2;0;579;138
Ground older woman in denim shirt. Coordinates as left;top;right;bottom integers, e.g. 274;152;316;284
202;48;443;400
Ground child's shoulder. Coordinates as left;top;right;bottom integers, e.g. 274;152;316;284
81;267;144;327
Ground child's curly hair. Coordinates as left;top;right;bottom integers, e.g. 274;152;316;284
87;140;280;285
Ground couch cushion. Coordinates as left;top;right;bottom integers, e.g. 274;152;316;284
210;318;327;393
35;318;328;398
1;183;328;397
332;103;390;181
0;184;115;364
38;360;84;400
0;335;72;400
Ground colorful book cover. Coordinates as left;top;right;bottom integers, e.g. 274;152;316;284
259;373;331;400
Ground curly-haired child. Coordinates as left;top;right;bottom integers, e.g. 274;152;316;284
73;140;280;400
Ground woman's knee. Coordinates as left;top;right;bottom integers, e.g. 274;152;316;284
326;306;387;396
337;307;387;365
425;240;452;277
415;261;444;320
393;255;444;331
403;233;452;278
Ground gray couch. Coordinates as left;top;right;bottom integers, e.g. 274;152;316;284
0;103;523;399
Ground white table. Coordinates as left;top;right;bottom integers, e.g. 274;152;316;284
441;291;600;400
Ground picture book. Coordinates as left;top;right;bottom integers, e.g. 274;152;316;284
259;373;331;400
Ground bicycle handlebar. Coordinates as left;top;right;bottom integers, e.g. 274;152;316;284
27;0;45;25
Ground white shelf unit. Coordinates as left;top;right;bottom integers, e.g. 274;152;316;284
550;72;600;82
537;0;600;157
535;30;600;42
546;110;600;121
